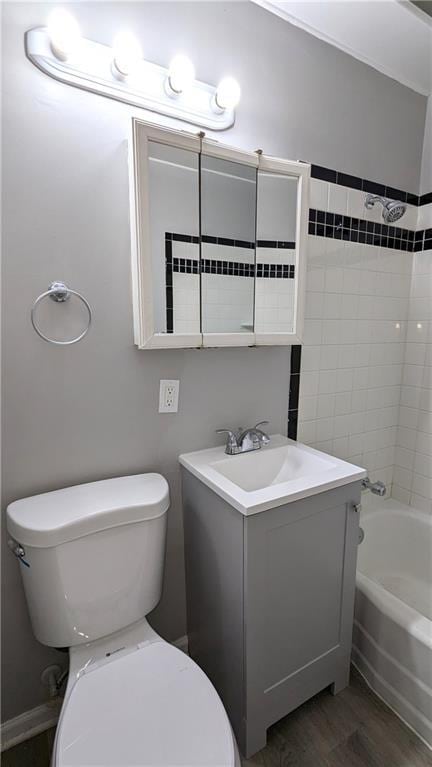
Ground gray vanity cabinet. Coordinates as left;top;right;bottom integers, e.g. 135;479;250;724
181;470;361;758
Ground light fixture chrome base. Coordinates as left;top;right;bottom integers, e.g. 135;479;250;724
25;28;235;131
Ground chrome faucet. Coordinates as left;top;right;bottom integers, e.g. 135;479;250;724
216;422;270;455
361;477;386;496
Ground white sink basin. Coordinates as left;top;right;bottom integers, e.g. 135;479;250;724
179;435;366;515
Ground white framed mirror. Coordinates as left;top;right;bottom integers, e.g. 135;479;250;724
255;156;309;345
200;141;258;348
129;119;310;349
129;121;201;349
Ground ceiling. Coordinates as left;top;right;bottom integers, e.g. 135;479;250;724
253;0;432;96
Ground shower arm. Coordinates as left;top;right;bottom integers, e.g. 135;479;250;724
364;195;384;209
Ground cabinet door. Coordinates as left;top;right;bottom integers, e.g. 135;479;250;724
244;485;360;751
130;119;310;349
130;121;202;349
254;156;309;346
201;141;258;347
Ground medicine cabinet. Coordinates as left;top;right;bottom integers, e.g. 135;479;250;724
129;119;310;349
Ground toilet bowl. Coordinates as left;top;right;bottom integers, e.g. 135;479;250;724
7;474;240;766
53;618;239;766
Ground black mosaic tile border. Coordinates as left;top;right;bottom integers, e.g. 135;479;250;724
310;164;432;208
256;240;296;249
288;345;301;440
173;257;200;274
201;259;254;277
165;239;173;334
256;264;295;278
166;232;200;244
202;235;255;249
165;232;297;332
167;233;297;250
171;257;296;279
308;208;417;251
203;236;296;250
413;228;432;252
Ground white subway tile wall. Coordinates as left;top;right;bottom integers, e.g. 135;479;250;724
298;177;415;500
172;272;200;334
255;247;296;334
201;274;254;333
255;278;295;334
171;241;200;334
393;246;432;513
417;202;432;232
201;242;255;265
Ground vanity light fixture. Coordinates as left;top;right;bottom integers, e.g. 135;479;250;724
166;55;195;96
112;31;142;79
213;77;241;112
47;8;81;61
26;18;240;130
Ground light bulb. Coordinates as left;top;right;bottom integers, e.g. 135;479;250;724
112;31;142;78
167;55;195;95
47;9;81;61
214;77;241;111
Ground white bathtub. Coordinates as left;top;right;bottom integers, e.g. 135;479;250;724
353;498;432;748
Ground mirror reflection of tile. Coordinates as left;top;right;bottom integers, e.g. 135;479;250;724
165;233;296;334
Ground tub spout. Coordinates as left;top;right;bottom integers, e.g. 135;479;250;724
362;477;386;496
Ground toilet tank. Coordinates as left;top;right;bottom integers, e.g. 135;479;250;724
6;474;169;648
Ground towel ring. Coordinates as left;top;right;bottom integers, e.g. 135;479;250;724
31;281;92;345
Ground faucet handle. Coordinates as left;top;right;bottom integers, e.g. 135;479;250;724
216;428;238;444
254;421;270;445
216;429;239;455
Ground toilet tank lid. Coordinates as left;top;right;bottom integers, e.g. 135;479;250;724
6;474;170;548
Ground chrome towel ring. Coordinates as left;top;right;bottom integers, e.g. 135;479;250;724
31;281;92;345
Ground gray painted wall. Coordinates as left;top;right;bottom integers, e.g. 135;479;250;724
1;0;427;723
420;95;432;194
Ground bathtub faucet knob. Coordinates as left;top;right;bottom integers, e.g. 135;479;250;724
361;477;386;496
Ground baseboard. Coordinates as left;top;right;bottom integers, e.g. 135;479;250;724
0;699;62;752
1;634;190;752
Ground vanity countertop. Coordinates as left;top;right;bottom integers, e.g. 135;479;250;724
179;434;366;515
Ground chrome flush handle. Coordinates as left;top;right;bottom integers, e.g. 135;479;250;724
8;539;30;567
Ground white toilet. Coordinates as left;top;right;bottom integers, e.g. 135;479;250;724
7;474;240;766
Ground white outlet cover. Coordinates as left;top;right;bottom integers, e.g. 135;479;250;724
159;380;180;413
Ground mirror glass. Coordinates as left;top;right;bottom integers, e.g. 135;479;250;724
148;140;200;335
200;155;256;334
255;172;298;334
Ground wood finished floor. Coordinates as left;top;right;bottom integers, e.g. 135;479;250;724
242;669;432;767
2;669;431;767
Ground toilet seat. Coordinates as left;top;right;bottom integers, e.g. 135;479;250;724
54;640;236;766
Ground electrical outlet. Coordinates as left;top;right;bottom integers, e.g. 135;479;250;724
159;380;179;413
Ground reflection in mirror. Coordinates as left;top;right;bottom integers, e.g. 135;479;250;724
148;141;200;334
255;172;298;334
200;155;256;334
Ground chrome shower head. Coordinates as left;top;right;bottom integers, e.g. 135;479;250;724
365;194;406;223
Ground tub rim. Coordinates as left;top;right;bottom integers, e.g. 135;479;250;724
356;571;432;650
